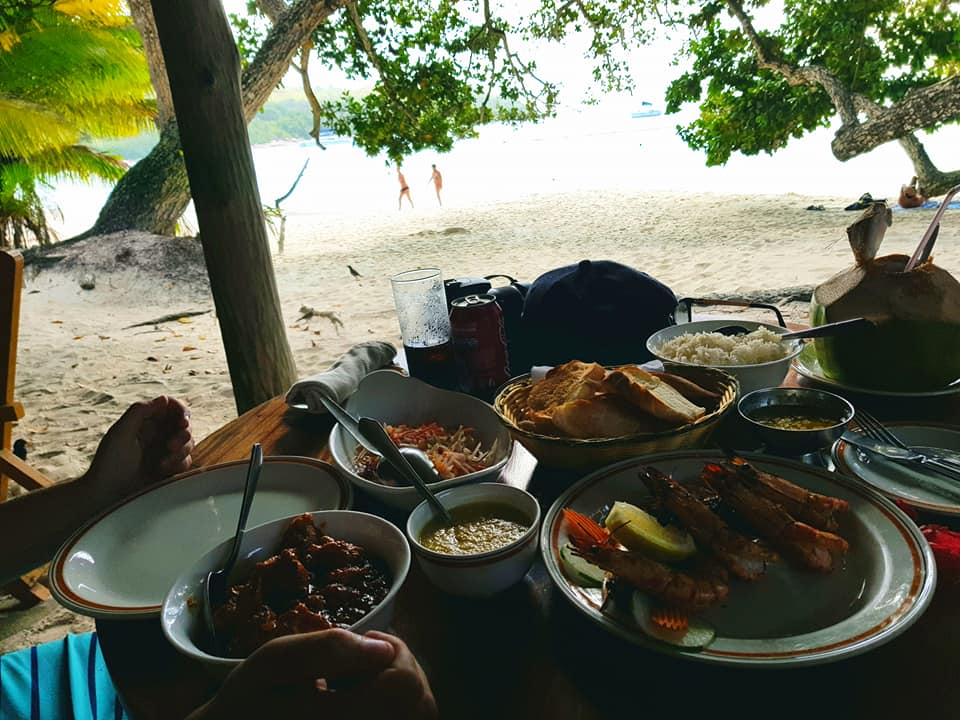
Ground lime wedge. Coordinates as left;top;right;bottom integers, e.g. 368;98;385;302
604;501;696;562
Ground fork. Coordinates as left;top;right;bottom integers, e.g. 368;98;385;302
854;409;960;477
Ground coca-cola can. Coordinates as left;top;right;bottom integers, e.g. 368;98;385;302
450;294;511;401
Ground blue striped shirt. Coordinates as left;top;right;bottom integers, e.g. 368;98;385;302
0;633;126;720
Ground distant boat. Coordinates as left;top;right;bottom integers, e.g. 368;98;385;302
631;102;662;119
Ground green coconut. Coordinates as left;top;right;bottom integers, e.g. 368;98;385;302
810;203;960;391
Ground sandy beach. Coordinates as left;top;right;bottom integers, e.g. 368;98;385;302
13;189;959;484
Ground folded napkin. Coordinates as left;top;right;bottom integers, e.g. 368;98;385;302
285;341;397;412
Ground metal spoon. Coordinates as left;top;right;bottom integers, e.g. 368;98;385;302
358;417;453;525
712;317;873;340
202;443;263;654
317;391;439;483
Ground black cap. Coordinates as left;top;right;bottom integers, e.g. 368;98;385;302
517;260;676;366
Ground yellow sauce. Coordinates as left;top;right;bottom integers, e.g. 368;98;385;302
749;406;839;431
420;503;531;555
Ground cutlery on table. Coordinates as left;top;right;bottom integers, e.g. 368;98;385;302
840;431;960;480
854;410;960;472
318;391;439;482
202;443;263;654
358;417;453;525
715;317;873;339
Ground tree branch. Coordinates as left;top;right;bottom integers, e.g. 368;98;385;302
255;0;327;146
242;0;345;123
343;0;419;127
831;76;960;160
724;0;860;125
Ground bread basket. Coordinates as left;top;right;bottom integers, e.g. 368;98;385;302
493;364;739;471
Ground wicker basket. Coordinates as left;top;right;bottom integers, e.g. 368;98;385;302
493;364;739;471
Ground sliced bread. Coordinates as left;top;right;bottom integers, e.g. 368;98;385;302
601;365;706;425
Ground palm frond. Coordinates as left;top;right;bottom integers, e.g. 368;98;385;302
53;0;128;27
0;21;150;111
7;144;128;184
61;98;157;137
0;96;78;158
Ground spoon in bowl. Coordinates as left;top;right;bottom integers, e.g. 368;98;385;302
713;317;874;339
202;443;263;654
358;417;453;525
316;392;439;482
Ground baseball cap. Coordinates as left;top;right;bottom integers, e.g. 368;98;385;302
516;260;676;368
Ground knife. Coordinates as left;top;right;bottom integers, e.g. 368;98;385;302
841;431;960;482
316;392;381;455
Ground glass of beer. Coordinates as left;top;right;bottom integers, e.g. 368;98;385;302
390;268;457;389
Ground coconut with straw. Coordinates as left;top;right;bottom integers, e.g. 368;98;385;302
810;187;960;391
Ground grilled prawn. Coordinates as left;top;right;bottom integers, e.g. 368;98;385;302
640;466;777;580
702;463;848;573
563;509;729;612
723;456;849;532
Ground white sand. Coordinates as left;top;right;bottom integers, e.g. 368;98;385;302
13;190;958;483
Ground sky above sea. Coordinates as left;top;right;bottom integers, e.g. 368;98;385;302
41;2;960;238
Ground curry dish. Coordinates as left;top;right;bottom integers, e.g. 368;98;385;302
212;514;390;657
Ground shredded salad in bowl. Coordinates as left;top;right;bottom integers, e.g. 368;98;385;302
353;422;501;486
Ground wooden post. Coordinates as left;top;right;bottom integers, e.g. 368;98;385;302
150;0;297;413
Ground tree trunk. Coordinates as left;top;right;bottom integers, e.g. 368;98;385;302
150;0;297;413
830;76;960;162
84;121;188;237
85;0;343;238
129;0;174;127
897;134;960;197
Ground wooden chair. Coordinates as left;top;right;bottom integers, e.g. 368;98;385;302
1;248;54;606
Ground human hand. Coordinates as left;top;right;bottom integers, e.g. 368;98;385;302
82;396;193;505
188;629;437;720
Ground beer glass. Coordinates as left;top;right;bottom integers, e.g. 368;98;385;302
390;268;457;389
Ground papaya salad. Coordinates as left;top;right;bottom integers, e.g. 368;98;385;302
353;422;499;486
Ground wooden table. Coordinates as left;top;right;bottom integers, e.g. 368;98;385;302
97;370;960;719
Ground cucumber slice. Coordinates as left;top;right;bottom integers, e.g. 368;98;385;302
560;544;606;587
631;592;716;649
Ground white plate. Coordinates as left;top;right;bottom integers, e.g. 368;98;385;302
328;370;511;510
793;345;960;398
50;457;352;619
542;451;935;667
833;424;960;516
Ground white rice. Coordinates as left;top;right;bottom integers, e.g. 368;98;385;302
657;327;791;366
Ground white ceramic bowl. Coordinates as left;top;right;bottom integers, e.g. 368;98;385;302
646;319;804;395
329;370;512;510
406;483;540;597
162;510;410;669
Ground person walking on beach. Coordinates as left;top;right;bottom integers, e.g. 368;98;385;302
428;164;443;206
397;166;413;210
899;176;926;209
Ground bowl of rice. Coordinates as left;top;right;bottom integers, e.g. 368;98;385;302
646;320;804;395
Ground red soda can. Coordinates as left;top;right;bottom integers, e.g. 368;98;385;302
450;294;511;401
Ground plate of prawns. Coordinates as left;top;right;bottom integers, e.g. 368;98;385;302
543;450;936;666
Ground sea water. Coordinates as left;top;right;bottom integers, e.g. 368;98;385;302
41;97;960;240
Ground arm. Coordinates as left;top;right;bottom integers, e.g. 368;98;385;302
0;396;193;585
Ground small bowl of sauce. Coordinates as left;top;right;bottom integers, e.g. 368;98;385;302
738;388;854;454
407;483;541;597
419;503;531;556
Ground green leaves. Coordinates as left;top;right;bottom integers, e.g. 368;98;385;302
236;0;559;165
0;2;152;246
